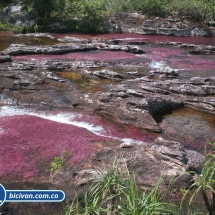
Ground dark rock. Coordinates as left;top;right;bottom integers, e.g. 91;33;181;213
90;147;115;163
108;13;214;36
0;55;11;63
190;45;215;55
1;3;35;28
157;42;182;46
186;149;205;173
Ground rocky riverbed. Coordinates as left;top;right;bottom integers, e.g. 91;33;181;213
0;32;215;214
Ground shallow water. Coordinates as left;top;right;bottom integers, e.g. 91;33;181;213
0;105;154;179
0;33;59;51
158;107;215;152
52;33;215;45
56;71;116;92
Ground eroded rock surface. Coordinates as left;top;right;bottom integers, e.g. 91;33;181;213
1;43;144;56
1;53;215;132
74;137;205;189
108;13;215;36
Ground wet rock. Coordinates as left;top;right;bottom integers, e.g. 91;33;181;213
190;45;215;55
149;66;179;79
186;149;205;173
157;41;182;46
80;91;161;132
1;43;97;56
0;55;11;63
169;84;207;96
82;69;124;80
202;85;215;95
58;36;90;43
11;60;109;71
120;142;134;148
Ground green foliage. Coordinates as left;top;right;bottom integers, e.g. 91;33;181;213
73;0;107;33
50;156;66;172
140;0;171;17
1;0;215;33
66;162;178;215
0;20;22;33
181;143;215;215
104;0;139;13
49;150;69;173
166;0;210;22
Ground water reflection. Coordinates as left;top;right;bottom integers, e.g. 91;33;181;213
0;35;59;51
56;71;116;92
159;107;215;152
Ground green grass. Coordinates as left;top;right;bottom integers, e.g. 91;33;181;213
66;162;178;215
181;143;215;215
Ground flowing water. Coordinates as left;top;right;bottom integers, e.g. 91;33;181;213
1;32;215;180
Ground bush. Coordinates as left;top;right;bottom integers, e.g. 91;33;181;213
166;0;209;22
73;0;107;33
140;0;171;17
104;0;140;13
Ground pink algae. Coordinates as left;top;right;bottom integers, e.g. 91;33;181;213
142;46;215;72
12;51;136;61
0;111;155;180
0;115;110;179
71;112;155;143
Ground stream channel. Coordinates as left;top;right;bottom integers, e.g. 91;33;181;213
0;31;215;214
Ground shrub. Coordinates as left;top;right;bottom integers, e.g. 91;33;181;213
140;0;171;17
73;0;107;33
166;0;209;22
104;0;140;13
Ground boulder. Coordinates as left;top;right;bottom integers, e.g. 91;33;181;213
1;3;35;28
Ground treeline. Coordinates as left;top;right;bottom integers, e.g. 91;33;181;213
0;0;215;32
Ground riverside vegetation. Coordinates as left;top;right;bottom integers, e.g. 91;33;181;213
0;0;215;33
65;144;215;215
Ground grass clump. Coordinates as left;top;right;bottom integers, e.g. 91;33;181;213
66;162;178;215
181;143;215;215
